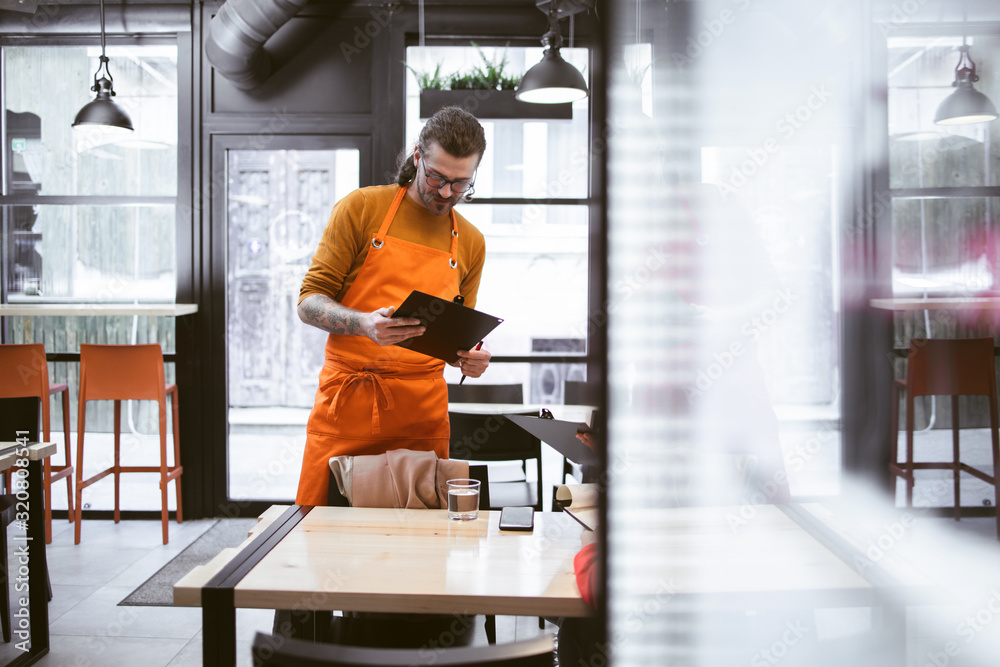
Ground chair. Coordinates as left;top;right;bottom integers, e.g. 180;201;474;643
449;411;543;512
889;337;1000;538
559;381;599;491
448;383;524;405
0;343;74;544
562;380;597;407
75;343;183;545
251;631;555;666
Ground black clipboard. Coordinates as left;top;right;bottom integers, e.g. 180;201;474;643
502;413;598;467
392;290;503;363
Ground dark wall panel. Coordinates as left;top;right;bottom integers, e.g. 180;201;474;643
211;17;373;115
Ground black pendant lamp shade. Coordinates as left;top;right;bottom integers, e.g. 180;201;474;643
72;0;133;132
516;10;588;104
934;44;998;125
73;67;134;132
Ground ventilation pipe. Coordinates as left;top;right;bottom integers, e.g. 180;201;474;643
205;0;310;90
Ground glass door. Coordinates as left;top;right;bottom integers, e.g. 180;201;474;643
217;137;368;500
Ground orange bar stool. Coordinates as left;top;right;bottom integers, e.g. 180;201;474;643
0;343;74;544
76;343;183;545
890;337;1000;539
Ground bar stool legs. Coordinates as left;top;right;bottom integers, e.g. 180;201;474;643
75;344;183;545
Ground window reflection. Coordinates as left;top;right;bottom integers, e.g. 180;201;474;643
888;36;1000;189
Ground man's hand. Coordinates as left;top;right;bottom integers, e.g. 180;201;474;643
298;295;424;346
453;345;491;379
362;306;425;346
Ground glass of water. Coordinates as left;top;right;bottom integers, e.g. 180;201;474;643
446;478;481;520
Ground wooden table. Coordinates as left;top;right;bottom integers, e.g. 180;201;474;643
0;442;56;667
618;503;929;607
174;505;589;666
869;297;1000;311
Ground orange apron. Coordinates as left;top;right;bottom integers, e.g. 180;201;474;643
295;186;460;505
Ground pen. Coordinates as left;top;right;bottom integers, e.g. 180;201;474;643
459;340;483;385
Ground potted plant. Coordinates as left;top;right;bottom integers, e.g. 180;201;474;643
409;44;574;120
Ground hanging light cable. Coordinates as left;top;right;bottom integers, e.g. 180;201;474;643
934;5;997;125
72;0;134;133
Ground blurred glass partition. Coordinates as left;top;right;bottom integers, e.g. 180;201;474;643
224;144;361;500
606;0;852;664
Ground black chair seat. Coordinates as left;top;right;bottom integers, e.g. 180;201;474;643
488;481;538;509
448;411;543;512
252;632;555;666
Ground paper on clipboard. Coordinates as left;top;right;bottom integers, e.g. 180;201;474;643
556;483;599;531
391;290;503;364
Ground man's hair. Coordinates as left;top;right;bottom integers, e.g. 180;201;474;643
394;106;487;190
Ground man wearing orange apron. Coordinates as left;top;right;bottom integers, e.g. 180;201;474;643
295;107;491;507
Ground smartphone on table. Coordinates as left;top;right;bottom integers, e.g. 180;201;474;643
499;506;534;531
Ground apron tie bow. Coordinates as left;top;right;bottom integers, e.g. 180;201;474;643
328;370;395;434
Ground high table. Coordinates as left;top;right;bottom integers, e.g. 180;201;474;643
174;505;589;666
447;403;596;424
0;442;55;667
869;297;1000;311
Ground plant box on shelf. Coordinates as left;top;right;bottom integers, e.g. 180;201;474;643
419;89;572;120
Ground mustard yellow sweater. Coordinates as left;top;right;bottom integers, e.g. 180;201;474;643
299;185;486;308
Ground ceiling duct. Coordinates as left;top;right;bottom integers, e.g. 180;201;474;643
205;0;310;90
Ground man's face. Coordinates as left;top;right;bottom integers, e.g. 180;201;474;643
409;143;480;216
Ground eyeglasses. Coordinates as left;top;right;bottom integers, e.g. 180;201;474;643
420;161;475;194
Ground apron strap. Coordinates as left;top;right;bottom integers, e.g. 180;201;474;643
372;185;460;268
328;370;395;434
448;211;458;269
372;186;407;249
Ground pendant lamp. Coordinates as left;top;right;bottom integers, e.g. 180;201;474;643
516;4;588;104
934;43;998;125
72;0;133;133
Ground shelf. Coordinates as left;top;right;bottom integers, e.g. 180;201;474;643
419;89;573;120
0;303;198;317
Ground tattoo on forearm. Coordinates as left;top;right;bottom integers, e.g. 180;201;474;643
302;296;363;336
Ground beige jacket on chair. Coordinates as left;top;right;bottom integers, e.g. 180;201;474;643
329;449;469;509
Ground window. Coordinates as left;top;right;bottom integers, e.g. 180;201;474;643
3;45;178;301
887;35;1000;297
1;43;179;512
404;44;591;404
